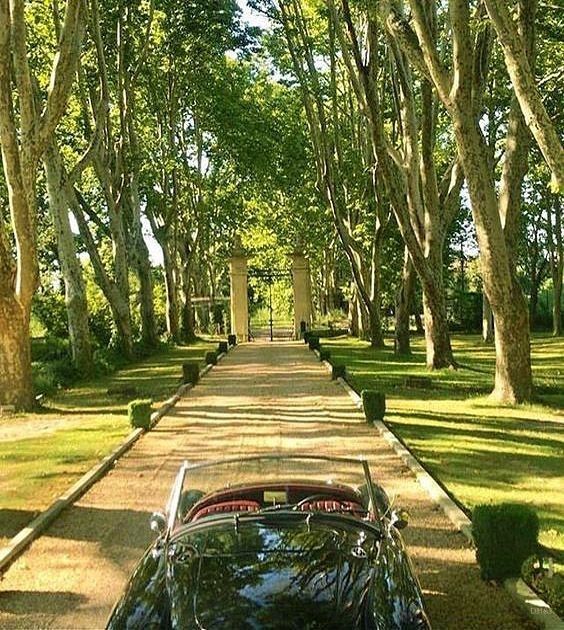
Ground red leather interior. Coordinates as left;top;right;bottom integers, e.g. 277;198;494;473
192;499;261;521
298;500;365;516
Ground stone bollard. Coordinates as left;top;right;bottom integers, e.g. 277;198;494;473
331;364;346;380
361;390;386;423
182;361;200;385
205;351;218;366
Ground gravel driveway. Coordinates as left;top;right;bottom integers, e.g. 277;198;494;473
0;342;536;629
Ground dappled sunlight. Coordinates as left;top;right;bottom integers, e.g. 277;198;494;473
324;334;564;558
0;342;543;629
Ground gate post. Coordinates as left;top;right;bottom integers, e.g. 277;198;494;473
291;247;312;339
229;237;249;342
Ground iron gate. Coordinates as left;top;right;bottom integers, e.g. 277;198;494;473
248;268;293;341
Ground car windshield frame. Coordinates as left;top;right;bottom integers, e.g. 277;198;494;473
163;453;379;538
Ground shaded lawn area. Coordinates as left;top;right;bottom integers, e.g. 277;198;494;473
0;341;215;544
323;334;564;554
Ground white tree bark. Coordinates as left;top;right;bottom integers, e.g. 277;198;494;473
483;0;564;191
44;144;92;375
383;0;534;401
0;0;86;409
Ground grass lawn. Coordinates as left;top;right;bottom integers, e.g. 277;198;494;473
323;333;564;555
0;340;216;545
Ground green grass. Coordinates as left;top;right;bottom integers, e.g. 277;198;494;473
323;333;564;555
0;341;215;543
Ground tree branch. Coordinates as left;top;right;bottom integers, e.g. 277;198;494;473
38;0;86;156
483;0;564;190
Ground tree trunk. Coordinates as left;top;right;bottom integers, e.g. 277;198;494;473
162;242;180;341
395;249;414;355
482;293;494;343
553;272;562;337
181;264;196;341
529;278;539;326
71;190;134;359
547;196;563;336
349;287;359;337
491;280;532;402
181;291;196;341
108;293;135;357
426;0;534;402
44;146;93;375
134;234;159;348
414;304;424;335
0;0;85;409
358;299;370;341
452;115;532;401
369;239;385;349
421;280;455;369
0;297;33;410
368;302;385;348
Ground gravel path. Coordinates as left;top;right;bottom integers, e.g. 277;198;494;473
0;342;535;629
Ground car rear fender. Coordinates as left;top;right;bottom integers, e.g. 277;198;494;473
106;540;169;629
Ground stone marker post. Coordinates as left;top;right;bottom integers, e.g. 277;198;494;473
229;238;249;342
291;248;312;339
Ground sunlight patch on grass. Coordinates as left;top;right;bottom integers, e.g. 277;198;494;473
324;333;564;554
0;340;216;534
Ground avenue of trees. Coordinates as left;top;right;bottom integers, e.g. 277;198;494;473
0;0;562;410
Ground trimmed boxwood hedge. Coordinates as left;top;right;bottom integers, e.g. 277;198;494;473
319;349;331;362
308;336;320;351
361;390;386;422
128;399;152;429
228;334;237;346
303;331;311;344
182;361;200;385
218;341;228;354
472;503;539;581
332;364;346;380
205;351;218;365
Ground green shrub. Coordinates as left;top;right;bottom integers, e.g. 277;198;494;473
32;357;79;395
218;341;228;354
212;303;225;331
92;346;129;376
32;363;59;395
107;385;139;398
319;349;331;362
521;555;564;617
228;334;237;346
205;351;218;365
31;336;69;362
182;361;200;385
128;399;153;429
308;336;320;351
332;364;346;380
521;555;543;586
32;292;68;339
303;331;311;344
361;390;386;422
543;574;564;618
306;327;349;339
472;503;539;581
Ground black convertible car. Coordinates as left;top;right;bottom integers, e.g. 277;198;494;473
107;454;430;629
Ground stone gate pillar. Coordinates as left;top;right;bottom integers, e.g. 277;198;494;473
229;238;249;342
291;248;312;339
